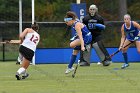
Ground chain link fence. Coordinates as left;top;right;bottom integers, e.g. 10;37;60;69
0;21;125;61
0;0;139;61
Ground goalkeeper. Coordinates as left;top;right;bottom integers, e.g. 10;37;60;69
119;14;140;69
79;4;112;66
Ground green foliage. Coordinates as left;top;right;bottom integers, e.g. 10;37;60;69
1;0;140;48
0;0;19;21
1;0;140;21
128;2;140;20
38;26;70;48
35;0;70;21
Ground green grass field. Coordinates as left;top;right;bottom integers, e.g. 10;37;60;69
0;62;140;93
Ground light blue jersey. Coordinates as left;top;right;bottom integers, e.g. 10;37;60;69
124;21;139;41
71;20;92;44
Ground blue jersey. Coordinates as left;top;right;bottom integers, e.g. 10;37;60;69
71;20;92;44
124;21;139;40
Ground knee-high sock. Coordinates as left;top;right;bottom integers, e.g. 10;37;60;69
17;67;26;75
68;55;77;68
122;53;128;64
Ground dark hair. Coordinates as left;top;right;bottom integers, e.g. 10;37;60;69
31;21;39;31
65;11;78;20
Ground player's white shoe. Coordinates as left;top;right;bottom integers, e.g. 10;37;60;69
65;67;74;74
121;63;129;69
22;73;29;79
97;62;102;65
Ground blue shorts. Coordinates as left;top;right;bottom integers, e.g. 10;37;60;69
127;37;140;41
83;34;92;44
73;33;92;50
70;33;92;45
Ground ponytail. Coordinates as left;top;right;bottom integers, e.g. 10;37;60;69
31;21;39;31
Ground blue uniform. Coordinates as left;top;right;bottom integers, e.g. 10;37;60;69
66;20;92;69
124;21;140;41
71;20;92;45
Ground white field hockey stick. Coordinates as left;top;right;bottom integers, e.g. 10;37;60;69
0;40;21;44
0;41;9;44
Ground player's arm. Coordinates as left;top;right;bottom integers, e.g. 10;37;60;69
133;21;140;36
37;35;40;45
133;21;140;29
98;16;104;25
75;22;85;51
19;28;28;43
119;24;126;48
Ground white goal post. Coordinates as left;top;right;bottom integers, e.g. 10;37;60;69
76;0;81;4
19;0;22;34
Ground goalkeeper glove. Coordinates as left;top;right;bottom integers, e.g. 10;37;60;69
95;24;106;30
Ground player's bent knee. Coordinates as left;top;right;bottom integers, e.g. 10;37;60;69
121;48;127;52
137;49;140;54
70;44;74;48
72;50;79;55
70;43;76;48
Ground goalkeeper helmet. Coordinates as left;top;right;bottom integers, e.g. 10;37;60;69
89;4;98;16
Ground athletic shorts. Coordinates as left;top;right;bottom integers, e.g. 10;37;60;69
70;33;92;44
83;34;92;45
19;45;34;61
127;37;140;41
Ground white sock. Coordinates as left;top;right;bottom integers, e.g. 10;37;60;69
17;67;26;75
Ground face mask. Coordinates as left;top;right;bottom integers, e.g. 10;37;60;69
89;8;96;16
89;5;98;16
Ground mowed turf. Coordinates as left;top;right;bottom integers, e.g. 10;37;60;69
0;62;140;93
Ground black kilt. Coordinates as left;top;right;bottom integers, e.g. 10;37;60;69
19;45;34;61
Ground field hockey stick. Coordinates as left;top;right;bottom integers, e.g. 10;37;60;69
72;50;84;78
9;40;21;44
0;40;11;44
0;40;21;44
72;59;80;78
102;41;133;64
0;41;9;44
110;41;133;58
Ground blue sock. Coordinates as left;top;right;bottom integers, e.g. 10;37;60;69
122;53;128;64
68;55;77;68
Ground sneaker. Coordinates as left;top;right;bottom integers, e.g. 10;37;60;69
15;73;21;80
97;62;102;65
121;63;129;69
65;67;74;74
102;60;112;66
16;60;20;65
80;61;90;66
22;73;29;79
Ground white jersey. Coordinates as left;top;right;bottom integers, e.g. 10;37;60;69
21;31;40;52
